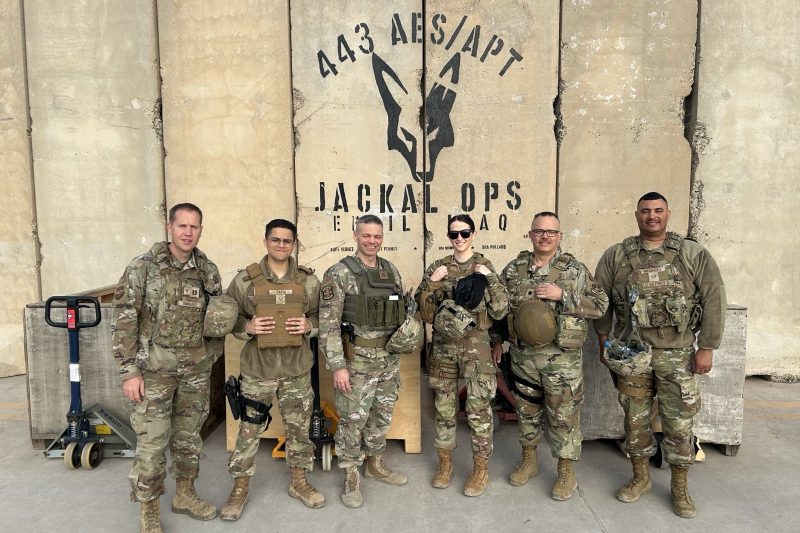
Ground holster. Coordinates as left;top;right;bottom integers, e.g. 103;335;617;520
224;375;273;427
341;322;356;361
500;354;544;405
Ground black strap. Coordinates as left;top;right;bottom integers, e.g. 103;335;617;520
241;397;273;427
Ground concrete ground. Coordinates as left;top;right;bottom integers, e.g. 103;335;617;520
0;375;797;533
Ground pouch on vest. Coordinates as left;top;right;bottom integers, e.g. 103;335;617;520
340;257;405;328
154;275;206;348
556;315;587;351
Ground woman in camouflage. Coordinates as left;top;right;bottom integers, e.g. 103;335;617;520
414;215;509;497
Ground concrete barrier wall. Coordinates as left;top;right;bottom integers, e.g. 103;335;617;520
559;0;696;266
157;0;295;282
0;0;39;376
24;0;166;305
2;1;798;378
693;2;800;379
424;0;558;271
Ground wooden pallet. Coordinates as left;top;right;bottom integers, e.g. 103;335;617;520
224;336;421;454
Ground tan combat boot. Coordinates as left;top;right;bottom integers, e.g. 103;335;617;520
670;464;696;518
139;499;163;533
551;458;577;500
431;448;453;489
508;445;538;486
341;466;363;508
289;467;326;508
463;455;490;497
172;478;218;520
616;456;652;503
364;455;408;486
220;476;250;521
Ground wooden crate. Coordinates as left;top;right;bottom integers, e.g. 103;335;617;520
224;336;421;454
24;286;225;447
581;305;747;451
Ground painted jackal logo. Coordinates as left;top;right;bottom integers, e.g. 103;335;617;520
372;52;461;183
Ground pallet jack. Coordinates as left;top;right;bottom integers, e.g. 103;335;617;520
43;296;136;469
271;337;337;471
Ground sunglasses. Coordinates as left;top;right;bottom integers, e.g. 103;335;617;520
447;229;473;240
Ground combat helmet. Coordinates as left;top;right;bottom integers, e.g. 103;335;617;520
604;338;653;377
386;295;425;354
203;294;238;337
514;299;557;347
434;299;476;340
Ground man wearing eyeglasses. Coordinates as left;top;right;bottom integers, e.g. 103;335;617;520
220;219;325;519
496;211;608;501
594;192;725;518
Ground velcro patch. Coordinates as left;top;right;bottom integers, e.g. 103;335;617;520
114;284;125;300
321;285;334;300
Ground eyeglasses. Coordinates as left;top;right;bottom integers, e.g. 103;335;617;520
267;237;295;247
447;229;473;240
531;229;561;237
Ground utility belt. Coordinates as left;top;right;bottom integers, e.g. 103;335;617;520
340;322;391;360
224;375;273;427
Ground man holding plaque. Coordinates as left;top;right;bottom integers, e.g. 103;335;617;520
220;219;325;519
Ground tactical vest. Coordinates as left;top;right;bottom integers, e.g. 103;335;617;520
508;251;586;350
245;262;310;349
150;246;209;348
340;256;405;328
437;253;492;330
621;232;694;332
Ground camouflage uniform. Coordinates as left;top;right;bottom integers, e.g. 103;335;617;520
112;241;222;502
226;255;320;475
319;255;404;468
414;254;509;458
594;234;726;465
501;250;608;460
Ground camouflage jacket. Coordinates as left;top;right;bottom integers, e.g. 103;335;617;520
226;255;320;380
501;249;608;352
319;255;404;372
112;241;222;380
502;249;608;318
594;235;726;350
414;253;510;327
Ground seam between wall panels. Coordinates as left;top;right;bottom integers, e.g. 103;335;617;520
19;0;42;301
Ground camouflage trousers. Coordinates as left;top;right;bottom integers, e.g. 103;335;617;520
616;347;700;466
128;355;212;502
429;332;496;458
334;349;400;469
510;345;584;460
228;372;315;477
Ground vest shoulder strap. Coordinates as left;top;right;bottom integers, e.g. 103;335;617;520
473;252;489;265
339;256;363;276
246;263;269;296
514;252;532;280
622;236;642;267
663;232;684;264
546;253;573;283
